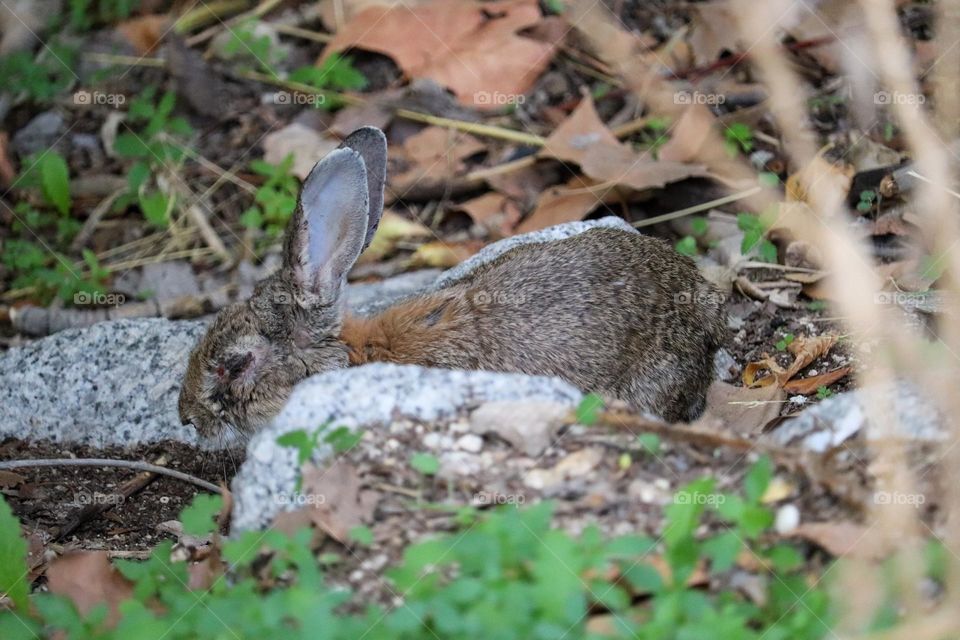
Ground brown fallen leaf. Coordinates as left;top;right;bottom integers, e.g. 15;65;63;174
580;143;708;191
300;461;378;543
515;176;615;234
389;126;486;196
539;94;621;166
743;335;840;389
785;153;854;204
454;192;522;238
782;367;851;395
262;123;340;180
358;209;433;264
410;239;484;268
116;14;170;55
703;381;786;436
320;0;556;109
0;469;25;488
686;1;743;67
0;132;16;187
46;552;134;626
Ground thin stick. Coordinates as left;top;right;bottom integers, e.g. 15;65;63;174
272;23;332;44
0;459;222;494
632;186;764;227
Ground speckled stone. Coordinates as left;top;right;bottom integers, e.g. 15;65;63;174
0;318;207;447
231;363;582;531
765;383;946;452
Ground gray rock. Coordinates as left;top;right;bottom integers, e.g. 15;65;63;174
12;110;67;156
232;363;582;531
0;319;207;447
766;383;946;452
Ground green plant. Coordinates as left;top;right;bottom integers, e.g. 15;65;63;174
856;189;878;213
0;44;78;102
0;459;851;640
113;87;194;227
410;452;440;476
724;123;754;156
239;156;300;241
575;392;604;425
68;0;140;30
816;386;833;399
286;54;369;110
675;217;709;256
222;18;286;74
737;211;778;263
775;333;795;351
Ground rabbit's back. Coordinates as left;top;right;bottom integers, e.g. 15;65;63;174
344;228;726;422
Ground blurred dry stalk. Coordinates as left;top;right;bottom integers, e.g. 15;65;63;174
570;0;960;635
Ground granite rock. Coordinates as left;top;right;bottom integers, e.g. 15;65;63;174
231;363;582;531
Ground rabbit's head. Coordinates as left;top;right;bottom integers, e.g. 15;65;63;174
178;127;387;438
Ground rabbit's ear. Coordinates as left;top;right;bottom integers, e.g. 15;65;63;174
338;127;387;250
285;148;369;303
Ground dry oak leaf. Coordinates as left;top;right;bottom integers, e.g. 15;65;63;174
46;552;134;626
743;334;839;388
782;366;851;395
410;239;485;268
454;192;522;238
388;126;486;195
703;381;785;436
359;209;433;263
320;0;555;109
292;461;378;543
515;175;616;234
116;14;170;55
539;94;621;166
788;521;884;559
540;95;706;191
686;1;743;67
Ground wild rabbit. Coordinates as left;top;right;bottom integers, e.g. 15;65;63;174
179;127;726;438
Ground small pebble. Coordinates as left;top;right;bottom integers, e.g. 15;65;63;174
455;434;483;453
775;504;801;534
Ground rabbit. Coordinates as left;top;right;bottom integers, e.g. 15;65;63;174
179;126;727;439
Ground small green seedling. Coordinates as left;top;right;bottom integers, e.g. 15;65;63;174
775;333;795;351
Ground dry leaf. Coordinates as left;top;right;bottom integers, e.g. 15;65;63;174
410;239;484;268
320;0;555;109
785;154;854;204
744;335;839;389
299;461;378;543
389;126;485;195
539;94;621;166
0;469;25;488
116;15;170;55
782;367;851;395
687;1;743;67
703;381;785;435
262;123;340;180
580;143;707;191
515;176;615;234
454;192;521;238
359;209;432;263
46;552;134;626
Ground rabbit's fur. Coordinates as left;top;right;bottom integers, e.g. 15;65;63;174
179;127;726;439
